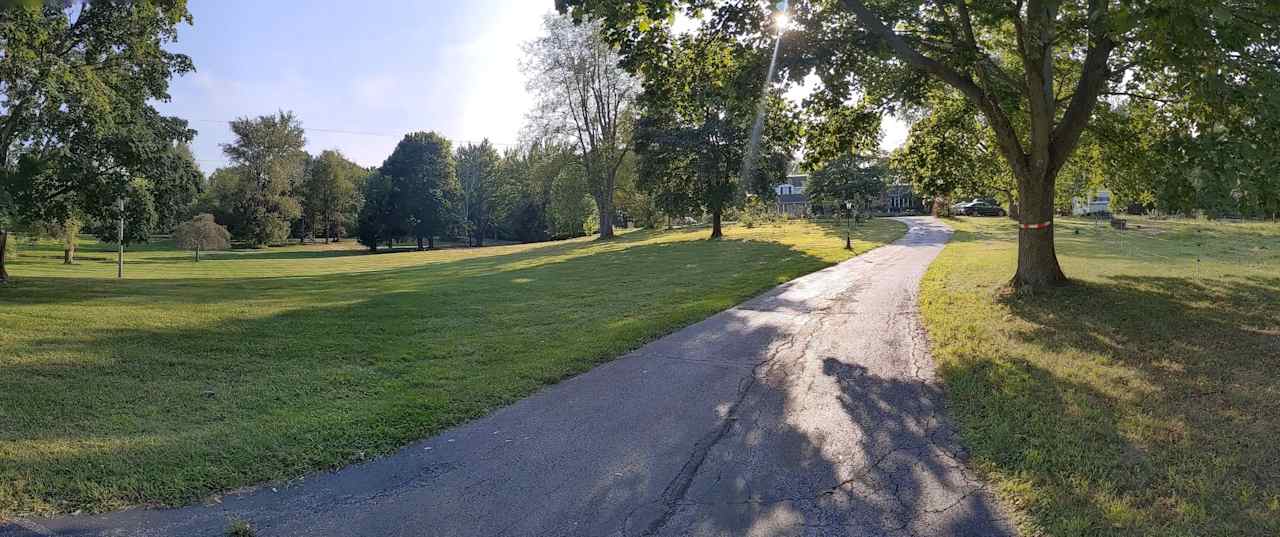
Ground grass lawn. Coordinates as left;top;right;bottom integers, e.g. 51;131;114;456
0;218;905;517
920;216;1280;536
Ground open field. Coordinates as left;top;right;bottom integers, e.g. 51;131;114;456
920;216;1280;536
0;219;905;517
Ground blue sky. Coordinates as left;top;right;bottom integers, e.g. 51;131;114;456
156;0;547;173
157;1;905;174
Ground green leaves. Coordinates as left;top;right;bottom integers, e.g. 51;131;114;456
377;131;458;247
220;112;307;247
0;0;196;231
890;92;1004;201
633;30;797;227
807;154;887;209
301;150;363;241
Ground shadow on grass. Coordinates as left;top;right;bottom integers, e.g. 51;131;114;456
0;233;855;515
949;275;1280;535
1;225;1011;535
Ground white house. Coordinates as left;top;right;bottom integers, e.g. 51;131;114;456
775;174;807;196
1071;189;1112;216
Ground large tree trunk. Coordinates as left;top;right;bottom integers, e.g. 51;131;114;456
1012;168;1067;289
63;241;75;265
427;235;434;249
595;194;615;239
839;0;1116;293
416;236;424;251
710;207;723;239
0;230;9;283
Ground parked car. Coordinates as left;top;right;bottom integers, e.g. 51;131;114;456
956;200;1007;217
950;200;976;214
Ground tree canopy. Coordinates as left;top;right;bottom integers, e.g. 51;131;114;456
301;150;363;242
0;0;198;280
173;213;231;261
379;131;457;250
457;140;500;246
807;154;887;214
220;111;307;247
633;32;798;238
524;12;639;239
90;178;158;246
559;0;1280;288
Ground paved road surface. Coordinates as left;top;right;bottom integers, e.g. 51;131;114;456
3;217;1015;537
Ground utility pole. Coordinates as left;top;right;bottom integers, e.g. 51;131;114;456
845;199;853;250
117;197;125;279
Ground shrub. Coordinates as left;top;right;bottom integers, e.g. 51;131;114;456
173;214;232;261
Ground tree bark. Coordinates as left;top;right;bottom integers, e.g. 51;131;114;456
195;245;200;262
417;236;424;251
710;207;723;239
0;230;9;283
596;194;614;239
838;0;1118;291
1012;168;1068;288
427;235;434;249
63;241;75;265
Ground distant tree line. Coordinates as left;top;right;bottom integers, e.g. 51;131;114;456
190;111;648;251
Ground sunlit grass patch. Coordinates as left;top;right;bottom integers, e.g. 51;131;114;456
0;219;905;517
921;216;1280;536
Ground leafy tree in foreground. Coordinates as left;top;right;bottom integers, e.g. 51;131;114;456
173;213;231;261
302;150;362;242
0;0;197;282
525;13;638;239
634;34;797;238
221;111;307;247
381;132;457;250
560;0;1280;288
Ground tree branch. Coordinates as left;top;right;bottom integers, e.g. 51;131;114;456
839;0;1029;176
1049;0;1116;174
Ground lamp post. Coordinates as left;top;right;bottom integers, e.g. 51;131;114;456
116;197;125;279
844;199;853;250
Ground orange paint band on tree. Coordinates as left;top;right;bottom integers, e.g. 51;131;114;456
1019;221;1053;230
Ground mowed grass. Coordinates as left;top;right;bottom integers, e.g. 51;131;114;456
0;219;905;517
920;216;1280;536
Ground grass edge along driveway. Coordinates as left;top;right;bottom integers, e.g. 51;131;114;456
1;219;905;517
919;216;1279;537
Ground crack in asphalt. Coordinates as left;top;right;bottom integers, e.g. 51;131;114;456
623;219;1011;536
628;314;813;537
